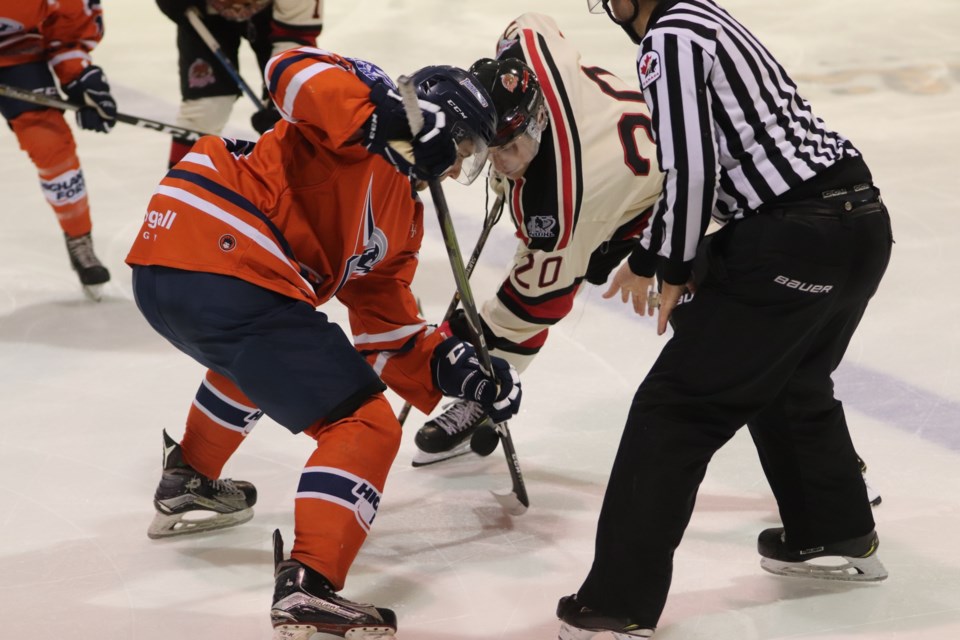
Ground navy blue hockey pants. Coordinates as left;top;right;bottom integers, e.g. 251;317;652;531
132;265;385;433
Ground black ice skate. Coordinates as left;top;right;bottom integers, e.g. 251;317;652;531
412;399;496;467
270;530;397;640
556;595;654;639
64;232;110;301
758;527;888;582
147;429;257;539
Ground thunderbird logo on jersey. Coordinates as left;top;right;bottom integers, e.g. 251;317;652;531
334;177;388;294
639;51;661;89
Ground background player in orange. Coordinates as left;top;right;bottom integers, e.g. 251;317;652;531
127;46;520;639
155;0;324;167
0;0;116;299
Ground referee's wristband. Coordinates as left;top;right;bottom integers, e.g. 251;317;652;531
626;247;657;277
658;259;693;286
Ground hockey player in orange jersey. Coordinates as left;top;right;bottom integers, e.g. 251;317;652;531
0;0;117;299
126;47;521;639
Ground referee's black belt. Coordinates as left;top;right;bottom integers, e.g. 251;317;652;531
760;183;884;220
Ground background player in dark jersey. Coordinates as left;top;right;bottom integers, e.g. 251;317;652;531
155;0;322;167
558;2;893;637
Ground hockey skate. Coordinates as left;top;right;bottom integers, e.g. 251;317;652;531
147;429;257;539
64;232;110;301
758;527;888;582
270;530;397;640
556;595;654;639
412;399;497;467
859;456;882;507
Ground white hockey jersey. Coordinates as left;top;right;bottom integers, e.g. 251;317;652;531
481;13;663;372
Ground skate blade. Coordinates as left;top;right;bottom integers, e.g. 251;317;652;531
273;624;395;640
411;440;473;467
147;507;254;539
760;552;888;582
82;283;104;302
558;622;654;639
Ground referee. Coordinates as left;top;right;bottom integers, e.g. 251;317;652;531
559;0;893;636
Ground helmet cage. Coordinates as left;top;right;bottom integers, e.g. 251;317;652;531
410;65;497;185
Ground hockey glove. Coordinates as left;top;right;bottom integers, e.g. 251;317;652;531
251;104;282;135
63;66;117;133
431;336;522;423
363;82;457;181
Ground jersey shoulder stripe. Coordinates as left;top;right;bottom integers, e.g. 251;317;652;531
518;28;582;251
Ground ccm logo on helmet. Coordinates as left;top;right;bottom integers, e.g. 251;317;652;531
774;275;833;293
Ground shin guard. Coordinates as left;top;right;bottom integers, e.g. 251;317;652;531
292;393;401;589
181;370;262;479
10;109;92;238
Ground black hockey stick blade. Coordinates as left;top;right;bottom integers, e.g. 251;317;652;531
489;421;529;515
0;83;211;142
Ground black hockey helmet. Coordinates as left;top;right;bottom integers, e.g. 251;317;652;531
469;57;546;148
409;65;498;184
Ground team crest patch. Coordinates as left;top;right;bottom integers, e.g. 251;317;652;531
188;58;216;89
219;234;237;251
526;216;557;239
639;51;661;89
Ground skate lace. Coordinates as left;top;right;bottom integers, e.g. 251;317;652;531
210;478;244;496
432;400;487;436
66;235;103;269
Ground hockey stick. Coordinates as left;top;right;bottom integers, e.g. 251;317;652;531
0;83;210;142
396;76;529;515
185;6;266;111
396;192;505;426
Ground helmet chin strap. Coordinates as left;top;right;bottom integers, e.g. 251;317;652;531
602;0;645;45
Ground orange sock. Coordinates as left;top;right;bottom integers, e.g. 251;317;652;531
180;370;262;479
291;393;402;589
10;109;92;238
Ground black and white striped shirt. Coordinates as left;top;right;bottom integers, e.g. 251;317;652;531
629;0;862;284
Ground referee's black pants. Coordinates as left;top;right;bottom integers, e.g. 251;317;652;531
577;194;893;628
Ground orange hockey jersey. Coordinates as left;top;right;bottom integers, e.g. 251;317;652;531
126;48;446;413
0;0;105;85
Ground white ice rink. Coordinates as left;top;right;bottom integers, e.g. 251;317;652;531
2;1;959;638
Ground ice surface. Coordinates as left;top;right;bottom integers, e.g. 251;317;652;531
1;1;959;638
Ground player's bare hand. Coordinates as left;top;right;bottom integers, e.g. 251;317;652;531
602;263;656;316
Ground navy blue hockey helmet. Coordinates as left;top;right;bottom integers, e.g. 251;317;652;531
409;65;498;185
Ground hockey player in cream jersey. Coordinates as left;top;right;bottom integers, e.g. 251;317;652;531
413;12;664;465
